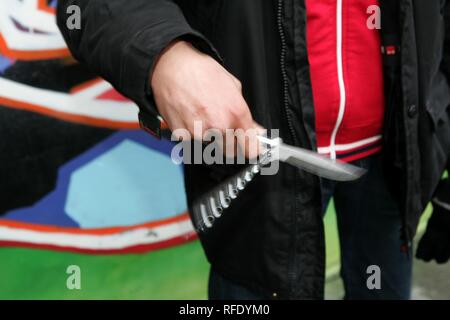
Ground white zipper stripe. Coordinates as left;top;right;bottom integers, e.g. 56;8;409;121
318;135;382;154
330;0;347;160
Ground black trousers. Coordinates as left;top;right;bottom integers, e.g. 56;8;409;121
209;154;412;300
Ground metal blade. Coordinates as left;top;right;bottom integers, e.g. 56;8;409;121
278;143;366;181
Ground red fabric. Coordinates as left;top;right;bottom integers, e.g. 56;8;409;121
306;0;385;161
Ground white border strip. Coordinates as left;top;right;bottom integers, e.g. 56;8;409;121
0;219;195;250
318;135;382;154
0;78;139;123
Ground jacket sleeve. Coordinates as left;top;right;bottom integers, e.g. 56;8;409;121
56;0;221;136
443;0;450;81
434;161;450;204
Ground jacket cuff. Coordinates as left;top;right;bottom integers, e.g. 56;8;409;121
120;28;222;138
433;178;450;211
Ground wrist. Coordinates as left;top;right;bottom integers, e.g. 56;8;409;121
150;40;195;90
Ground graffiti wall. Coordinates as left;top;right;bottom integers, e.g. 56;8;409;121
0;0;209;299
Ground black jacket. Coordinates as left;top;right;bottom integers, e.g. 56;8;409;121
57;0;450;299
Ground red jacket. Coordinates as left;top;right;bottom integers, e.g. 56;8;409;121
306;0;385;162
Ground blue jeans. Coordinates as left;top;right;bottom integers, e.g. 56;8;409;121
208;154;412;300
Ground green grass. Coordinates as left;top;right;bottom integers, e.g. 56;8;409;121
324;201;341;278
0;241;210;299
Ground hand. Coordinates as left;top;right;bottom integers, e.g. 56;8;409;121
151;40;262;159
416;180;450;264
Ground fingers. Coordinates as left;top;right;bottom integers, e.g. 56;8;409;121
226;98;263;159
168;100;265;160
227;72;243;92
235;125;261;160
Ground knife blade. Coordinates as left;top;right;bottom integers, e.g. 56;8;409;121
257;135;367;181
191;136;367;233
